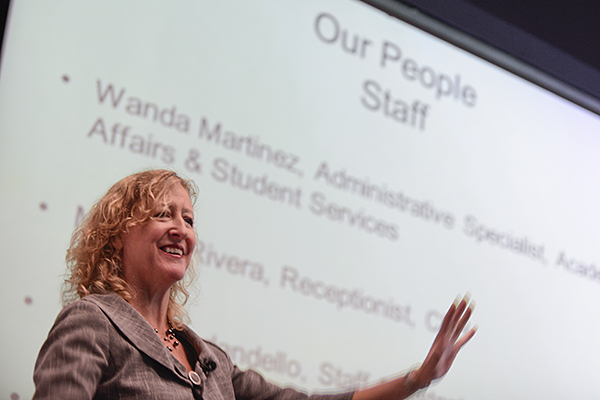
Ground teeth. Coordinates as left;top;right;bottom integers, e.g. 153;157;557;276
163;246;183;256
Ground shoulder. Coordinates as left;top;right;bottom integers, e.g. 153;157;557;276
53;295;113;330
33;296;114;399
79;292;130;312
38;294;132;363
39;295;118;357
45;294;122;333
59;292;123;312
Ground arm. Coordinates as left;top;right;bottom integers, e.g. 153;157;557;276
353;295;476;400
33;300;110;400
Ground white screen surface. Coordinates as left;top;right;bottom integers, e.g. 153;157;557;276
1;1;599;399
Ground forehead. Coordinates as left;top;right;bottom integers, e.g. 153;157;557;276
158;185;193;211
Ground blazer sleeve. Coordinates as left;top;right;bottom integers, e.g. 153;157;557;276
231;366;355;400
33;300;111;400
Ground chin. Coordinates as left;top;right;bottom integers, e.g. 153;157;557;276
163;265;188;283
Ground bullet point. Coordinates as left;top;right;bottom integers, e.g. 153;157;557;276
40;202;48;211
62;75;70;82
24;296;33;305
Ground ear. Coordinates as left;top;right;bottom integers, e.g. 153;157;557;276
113;235;123;251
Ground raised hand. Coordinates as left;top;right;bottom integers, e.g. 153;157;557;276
415;294;477;387
352;295;476;400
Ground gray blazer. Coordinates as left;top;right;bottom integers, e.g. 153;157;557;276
33;293;354;400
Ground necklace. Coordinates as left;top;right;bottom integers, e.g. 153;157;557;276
154;322;180;352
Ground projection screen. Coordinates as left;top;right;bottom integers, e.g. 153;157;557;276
1;1;599;399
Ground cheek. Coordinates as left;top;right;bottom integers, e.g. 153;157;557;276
188;234;197;254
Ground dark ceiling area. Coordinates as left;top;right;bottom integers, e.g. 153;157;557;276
463;0;599;71
1;1;600;103
391;0;600;105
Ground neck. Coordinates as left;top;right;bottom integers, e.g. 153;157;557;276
128;287;172;332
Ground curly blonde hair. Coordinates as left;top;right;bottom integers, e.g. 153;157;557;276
63;169;198;329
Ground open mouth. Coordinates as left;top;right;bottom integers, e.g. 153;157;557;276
160;245;184;256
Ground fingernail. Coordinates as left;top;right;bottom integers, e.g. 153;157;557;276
469;300;476;311
464;291;472;303
453;295;461;306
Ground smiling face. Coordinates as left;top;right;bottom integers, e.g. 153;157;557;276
118;184;196;294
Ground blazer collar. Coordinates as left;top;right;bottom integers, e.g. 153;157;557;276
82;293;189;379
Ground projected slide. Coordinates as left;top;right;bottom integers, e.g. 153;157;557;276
1;1;599;399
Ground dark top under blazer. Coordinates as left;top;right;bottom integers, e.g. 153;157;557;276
33;293;355;400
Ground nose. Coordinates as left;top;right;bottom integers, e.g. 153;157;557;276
169;216;188;239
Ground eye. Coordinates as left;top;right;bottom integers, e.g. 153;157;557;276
154;210;170;219
184;216;194;227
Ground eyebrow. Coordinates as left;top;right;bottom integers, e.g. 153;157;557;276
180;205;194;215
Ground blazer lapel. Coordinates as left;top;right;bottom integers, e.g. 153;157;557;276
84;293;188;379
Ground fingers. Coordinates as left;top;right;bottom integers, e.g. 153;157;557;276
451;299;473;342
455;325;477;350
435;301;457;340
427;294;476;358
450;293;472;328
437;294;472;341
422;295;476;382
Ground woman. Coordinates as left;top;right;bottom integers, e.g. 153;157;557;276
33;169;476;399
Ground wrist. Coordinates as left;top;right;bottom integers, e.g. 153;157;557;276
403;367;431;393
